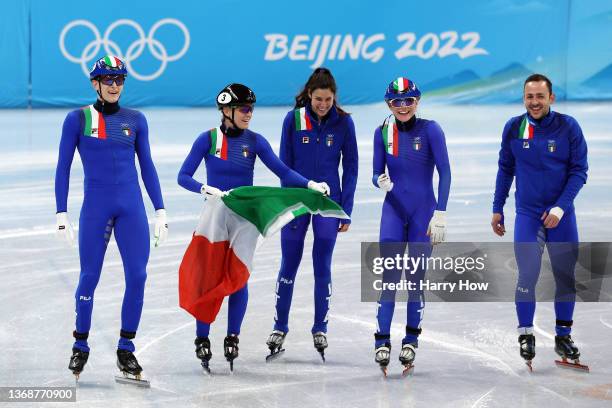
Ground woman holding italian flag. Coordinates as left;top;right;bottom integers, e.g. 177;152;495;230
177;83;330;372
371;77;451;376
266;68;358;362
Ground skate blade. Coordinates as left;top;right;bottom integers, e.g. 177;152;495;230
114;374;151;388
201;361;211;375
555;359;590;372
402;364;414;377
380;366;388;378
317;350;326;363
229;360;234;373
525;360;533;373
265;349;285;363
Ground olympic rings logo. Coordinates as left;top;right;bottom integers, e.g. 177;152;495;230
59;18;190;81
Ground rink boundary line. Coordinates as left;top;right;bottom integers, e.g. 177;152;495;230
470;386;496;408
333;313;574;403
331;313;521;378
599;316;612;330
533;314;555;340
135;322;193;358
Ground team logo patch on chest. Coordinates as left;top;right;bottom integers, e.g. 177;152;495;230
523;141;530;149
413;137;422;151
121;125;132;137
326;135;334;147
241;145;250;158
547;140;556;153
302;136;310;144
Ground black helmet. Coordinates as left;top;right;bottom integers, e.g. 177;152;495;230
216;83;256;109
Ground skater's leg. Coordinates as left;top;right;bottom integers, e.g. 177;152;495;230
403;207;433;346
311;215;339;334
514;214;545;331
114;191;150;352
73;191;113;352
375;200;407;347
196;320;210;338
273;215;310;333
227;284;248;335
547;212;579;336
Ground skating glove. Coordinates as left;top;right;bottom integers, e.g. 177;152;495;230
153;209;168;247
549;206;564;221
201;184;229;198
427;210;446;245
377;174;394;192
56;212;76;247
308;180;330;196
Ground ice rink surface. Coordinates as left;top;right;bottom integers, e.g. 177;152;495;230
1;102;611;407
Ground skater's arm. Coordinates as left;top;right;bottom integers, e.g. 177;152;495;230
372;127;386;187
256;134;309;188
429;121;451;211
493;120;516;214
177;132;210;193
55;111;80;213
135;113;164;210
340;116;358;221
553;118;588;213
279;112;295;184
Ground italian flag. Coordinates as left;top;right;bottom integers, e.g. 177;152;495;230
294;107;312;131
208;127;228;160
178;186;349;323
518;116;534;139
104;55;122;67
393;77;410;93
82;105;106;139
382;115;399;156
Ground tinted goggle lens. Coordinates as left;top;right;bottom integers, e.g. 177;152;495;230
100;75;125;86
236;105;254;114
389;97;416;108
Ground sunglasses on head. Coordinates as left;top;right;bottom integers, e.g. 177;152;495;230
99;75;125;86
235;105;254;114
388;97;417;108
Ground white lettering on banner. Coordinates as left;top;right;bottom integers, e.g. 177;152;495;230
264;31;487;66
264;33;385;68
395;31;488;60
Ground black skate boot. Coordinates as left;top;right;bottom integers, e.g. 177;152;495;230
399;342;417;376
224;334;239;372
375;343;391;377
115;349;150;387
313;332;328;362
68;348;89;380
195;337;212;374
265;330;286;362
554;335;589;372
518;334;536;371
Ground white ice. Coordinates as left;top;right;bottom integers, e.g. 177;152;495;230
0;103;611;407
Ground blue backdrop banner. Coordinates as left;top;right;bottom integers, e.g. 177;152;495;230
2;0;611;107
1;0;30;108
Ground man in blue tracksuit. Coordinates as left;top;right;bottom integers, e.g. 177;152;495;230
266;68;358;360
492;74;588;368
372;77;451;374
177;83;329;370
55;56;168;379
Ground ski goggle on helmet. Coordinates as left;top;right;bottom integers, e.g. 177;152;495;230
384;77;421;107
89;55;128;80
